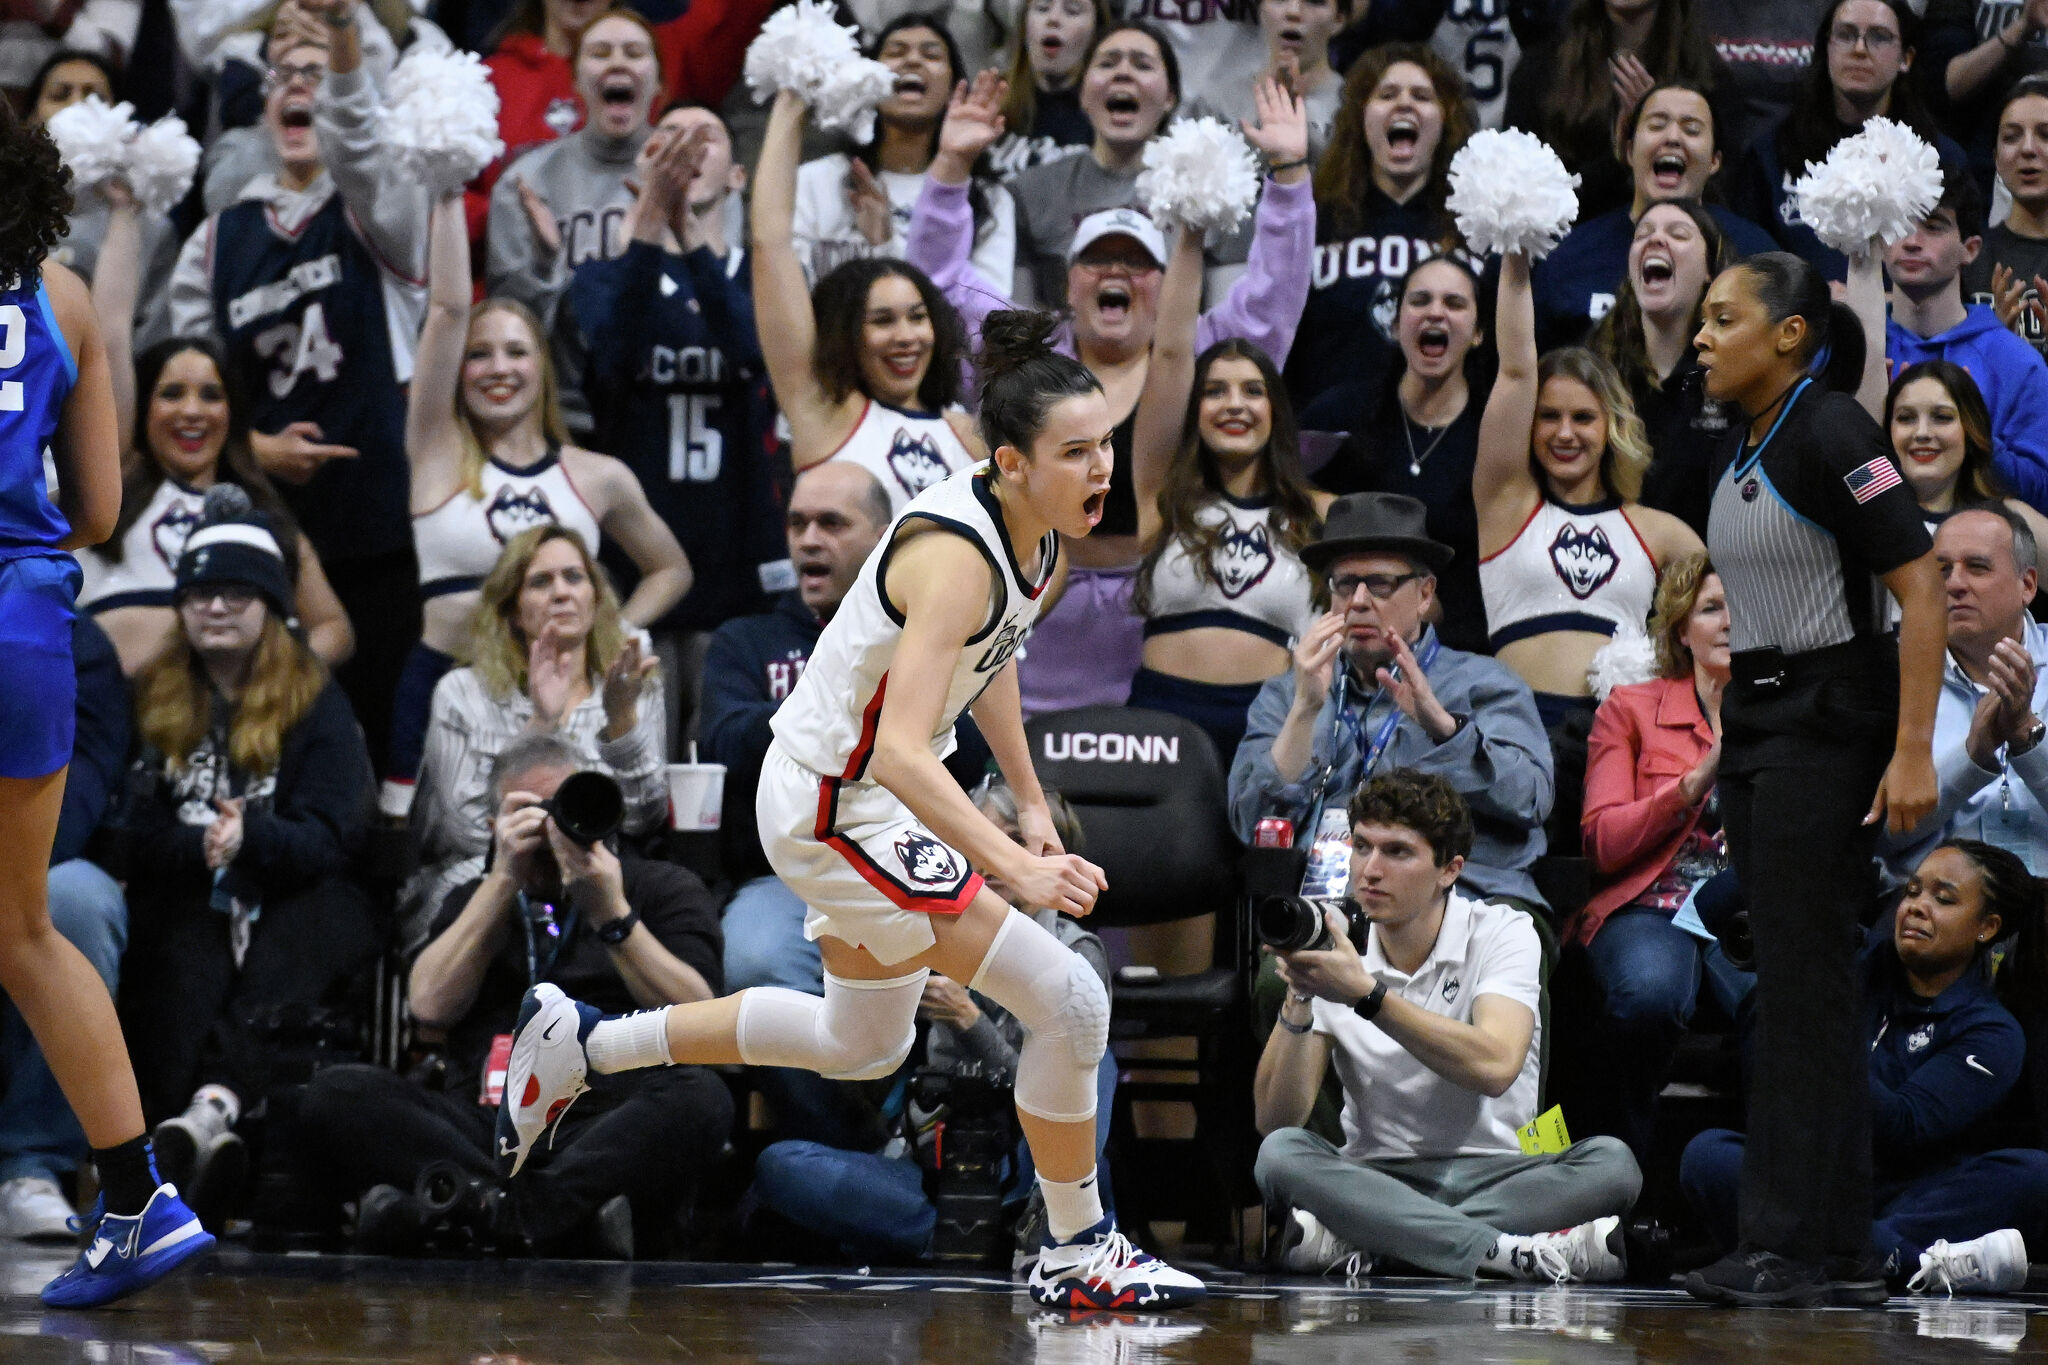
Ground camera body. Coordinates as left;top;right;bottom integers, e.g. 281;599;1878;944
911;1066;1015;1266
1256;894;1370;954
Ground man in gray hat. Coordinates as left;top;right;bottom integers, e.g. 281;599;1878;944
1228;492;1553;908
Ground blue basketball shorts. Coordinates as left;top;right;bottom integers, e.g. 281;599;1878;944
0;553;82;780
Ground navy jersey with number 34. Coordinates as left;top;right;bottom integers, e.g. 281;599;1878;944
207;195;411;560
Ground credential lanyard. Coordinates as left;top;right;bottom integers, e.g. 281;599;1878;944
1314;633;1443;831
519;892;578;988
1728;377;1812;482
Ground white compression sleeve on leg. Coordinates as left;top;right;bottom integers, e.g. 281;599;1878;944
968;911;1108;1123
734;970;928;1081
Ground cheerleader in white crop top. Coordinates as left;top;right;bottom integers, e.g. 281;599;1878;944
494;312;1207;1312
389;196;693;798
1125;236;1333;780
1473;251;1703;710
748;86;986;516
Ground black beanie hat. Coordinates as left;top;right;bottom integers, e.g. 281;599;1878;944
174;485;294;618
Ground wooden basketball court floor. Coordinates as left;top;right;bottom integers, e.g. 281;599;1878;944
7;1245;2048;1364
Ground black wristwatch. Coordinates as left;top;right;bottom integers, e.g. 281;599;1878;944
1353;979;1389;1022
595;909;641;945
2012;717;2047;757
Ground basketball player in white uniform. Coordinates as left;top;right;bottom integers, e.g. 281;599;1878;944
495;312;1205;1308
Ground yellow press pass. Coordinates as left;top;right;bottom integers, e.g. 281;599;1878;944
1516;1105;1571;1156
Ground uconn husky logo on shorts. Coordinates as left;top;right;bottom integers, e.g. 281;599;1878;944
886;428;952;497
895;831;963;887
1216;521;1275;598
1549;522;1620;600
151;500;201;569
485;485;560;544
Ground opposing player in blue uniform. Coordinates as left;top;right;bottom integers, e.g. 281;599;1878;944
0;100;212;1309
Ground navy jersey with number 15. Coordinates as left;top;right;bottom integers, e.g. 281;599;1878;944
206;194;412;561
574;240;778;630
0;275;76;561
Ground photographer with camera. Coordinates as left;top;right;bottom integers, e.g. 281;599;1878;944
297;733;729;1259
1253;770;1641;1283
1229;494;1554;911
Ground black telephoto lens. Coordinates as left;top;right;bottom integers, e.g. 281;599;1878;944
547;770;626;846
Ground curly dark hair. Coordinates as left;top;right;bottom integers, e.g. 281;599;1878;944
1347;769;1473;866
810;257;966;413
0;97;74;289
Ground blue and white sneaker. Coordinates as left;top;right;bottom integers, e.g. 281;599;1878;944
1027;1215;1206;1310
494;982;601;1177
40;1184;213;1309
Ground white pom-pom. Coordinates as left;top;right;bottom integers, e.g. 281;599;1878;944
46;95;136;191
811;58;898;143
1588;628;1661;702
381;48;505;195
124;115;201;217
1135;117;1262;234
1445;128;1581;260
1789;116;1943;255
744;1;898;136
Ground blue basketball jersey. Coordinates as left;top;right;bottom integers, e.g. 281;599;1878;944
208;194;410;561
0;274;78;561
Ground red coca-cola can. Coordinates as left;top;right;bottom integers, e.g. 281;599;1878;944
1253;817;1295;849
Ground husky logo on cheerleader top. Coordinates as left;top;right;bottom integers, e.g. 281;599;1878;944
150;499;202;570
886;428;952;497
485;485;560;544
1215;521;1276;599
1549;522;1620;600
895;831;963;886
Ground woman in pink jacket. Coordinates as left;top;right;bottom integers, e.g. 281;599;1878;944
1573;552;1749;1160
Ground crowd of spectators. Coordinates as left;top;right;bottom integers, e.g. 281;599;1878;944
16;0;2048;1303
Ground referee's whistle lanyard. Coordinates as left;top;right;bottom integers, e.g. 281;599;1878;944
1727;376;1812;483
519;891;578;989
1306;633;1443;834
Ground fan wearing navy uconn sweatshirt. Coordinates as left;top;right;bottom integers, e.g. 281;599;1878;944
1884;169;2048;511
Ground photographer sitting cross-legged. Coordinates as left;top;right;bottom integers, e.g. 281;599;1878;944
297;733;730;1258
1253;769;1641;1282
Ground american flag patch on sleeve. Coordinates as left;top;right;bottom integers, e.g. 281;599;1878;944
1843;457;1903;504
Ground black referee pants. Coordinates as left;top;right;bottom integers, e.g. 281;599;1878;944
1720;641;1896;1266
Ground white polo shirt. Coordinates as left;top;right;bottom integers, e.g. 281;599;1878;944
1311;891;1543;1163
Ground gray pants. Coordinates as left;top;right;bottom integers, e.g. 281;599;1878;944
1255;1128;1642;1277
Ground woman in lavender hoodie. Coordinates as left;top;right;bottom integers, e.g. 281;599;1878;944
906;70;1316;719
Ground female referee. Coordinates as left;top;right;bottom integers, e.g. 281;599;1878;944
498;309;1205;1309
0;102;212;1306
1685;250;1944;1308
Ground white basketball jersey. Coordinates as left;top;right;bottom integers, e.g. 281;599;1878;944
825;398;975;513
77;477;206;611
412;449;602;598
772;463;1056;779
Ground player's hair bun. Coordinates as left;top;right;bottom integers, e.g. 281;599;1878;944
973;311;1100;456
975;309;1065;385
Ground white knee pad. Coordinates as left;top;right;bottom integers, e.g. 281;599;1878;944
969;912;1108;1123
734;969;927;1082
